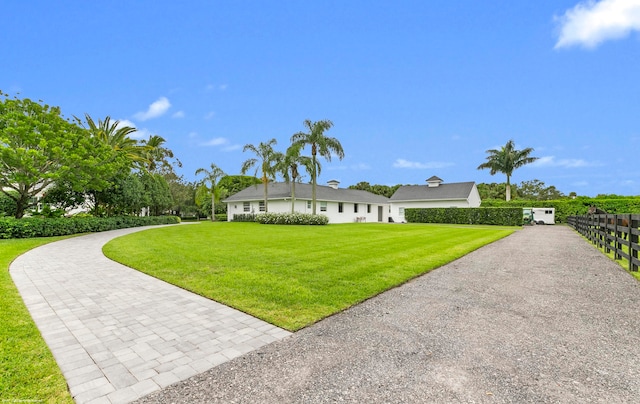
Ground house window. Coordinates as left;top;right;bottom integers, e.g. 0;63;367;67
399;207;405;217
307;201;311;209
243;202;250;212
354;204;358;213
338;202;343;213
259;201;265;212
367;204;371;213
320;201;327;212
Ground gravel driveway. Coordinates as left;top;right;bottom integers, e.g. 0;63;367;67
135;225;640;403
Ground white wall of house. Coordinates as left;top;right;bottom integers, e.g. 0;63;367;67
227;199;390;224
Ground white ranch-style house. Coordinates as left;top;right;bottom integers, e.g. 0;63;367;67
388;176;481;223
224;176;481;224
224;180;390;224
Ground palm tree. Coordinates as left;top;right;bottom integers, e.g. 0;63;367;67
83;114;147;167
240;138;283;213
195;163;227;221
291;119;344;214
140;134;176;173
477;139;538;201
277;143;314;213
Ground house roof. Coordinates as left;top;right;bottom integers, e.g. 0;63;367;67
390;182;476;202
223;182;390;204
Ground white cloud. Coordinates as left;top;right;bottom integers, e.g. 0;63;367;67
114;119;148;140
204;111;216;120
555;0;640;49
172;111;185;118
198;137;242;151
201;137;228;147
222;144;242;152
133;97;171;121
531;155;601;168
392;159;454;169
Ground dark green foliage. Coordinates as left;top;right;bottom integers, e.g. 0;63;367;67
214;214;227;222
405;207;522;226
231;214;257;222
481;197;640;223
0;216;180;239
348;181;401;198
0;192;17;217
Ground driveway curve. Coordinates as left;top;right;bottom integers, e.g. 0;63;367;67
9;225;291;404
134;225;640;403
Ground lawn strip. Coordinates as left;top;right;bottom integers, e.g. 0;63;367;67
1;237;74;403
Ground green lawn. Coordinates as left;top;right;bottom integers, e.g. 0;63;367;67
104;222;516;331
0;237;74;404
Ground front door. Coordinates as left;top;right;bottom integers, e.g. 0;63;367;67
378;206;383;222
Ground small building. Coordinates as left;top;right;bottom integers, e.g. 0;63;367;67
388;176;481;223
223;180;390;224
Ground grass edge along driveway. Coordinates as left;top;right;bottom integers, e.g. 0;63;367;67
1;237;74;404
104;222;516;331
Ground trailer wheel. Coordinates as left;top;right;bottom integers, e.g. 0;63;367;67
537;220;545;225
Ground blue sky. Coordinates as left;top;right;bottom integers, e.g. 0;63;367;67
3;0;640;197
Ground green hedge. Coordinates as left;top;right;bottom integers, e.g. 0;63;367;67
405;207;522;226
231;213;257;222
480;197;640;223
256;213;329;225
0;216;181;239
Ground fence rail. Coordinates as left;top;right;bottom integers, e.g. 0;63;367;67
568;214;640;272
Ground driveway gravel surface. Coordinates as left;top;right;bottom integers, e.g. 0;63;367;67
135;225;640;403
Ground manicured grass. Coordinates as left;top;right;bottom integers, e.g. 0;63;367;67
104;222;516;331
1;237;74;404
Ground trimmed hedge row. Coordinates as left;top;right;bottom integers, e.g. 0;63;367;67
480;197;640;223
231;212;330;225
405;207;522;226
0;215;181;239
256;213;329;225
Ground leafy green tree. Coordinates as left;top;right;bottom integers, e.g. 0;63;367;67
518;179;565;201
291;119;344;214
140;172;173;216
477;139;538;201
217;175;262;196
277;143;314;213
195;163;226;221
0;93;118;218
349;181;372;192
241;138;283;213
164;172;198;217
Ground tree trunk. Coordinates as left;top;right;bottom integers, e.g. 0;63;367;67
291;179;296;213
505;176;512;201
311;148;317;215
210;186;216;222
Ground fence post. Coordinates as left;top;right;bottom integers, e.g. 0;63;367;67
630;215;638;272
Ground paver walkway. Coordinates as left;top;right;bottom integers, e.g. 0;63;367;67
10;226;291;403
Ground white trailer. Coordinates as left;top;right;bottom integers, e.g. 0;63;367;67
532;207;555;225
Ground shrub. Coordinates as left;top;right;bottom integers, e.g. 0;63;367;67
231;213;257;222
255;213;329;225
405;207;522;226
0;216;181;239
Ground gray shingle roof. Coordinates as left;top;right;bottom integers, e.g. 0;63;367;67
223;182;390;204
390;182;476;201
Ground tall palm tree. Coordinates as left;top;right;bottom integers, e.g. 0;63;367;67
240;138;283;213
140;134;176;172
195;163;226;221
277;143;314;213
291;119;344;214
83;114;149;168
477;139;538;201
